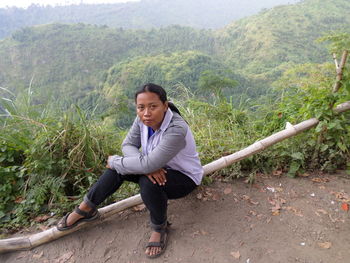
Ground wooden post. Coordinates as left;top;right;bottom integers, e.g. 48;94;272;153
333;50;348;93
311;50;348;167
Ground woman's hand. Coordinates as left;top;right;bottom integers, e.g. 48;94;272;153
146;168;167;186
106;156;112;169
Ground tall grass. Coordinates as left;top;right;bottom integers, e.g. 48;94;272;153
0;89;126;230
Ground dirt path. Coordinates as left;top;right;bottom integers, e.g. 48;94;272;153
1;171;350;263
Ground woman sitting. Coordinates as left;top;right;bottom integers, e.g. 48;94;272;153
57;83;203;258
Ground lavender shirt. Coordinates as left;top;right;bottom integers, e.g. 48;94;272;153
108;108;203;185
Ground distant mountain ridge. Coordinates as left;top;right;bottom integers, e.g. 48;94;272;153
0;0;300;39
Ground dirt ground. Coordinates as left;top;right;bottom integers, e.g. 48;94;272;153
1;171;350;263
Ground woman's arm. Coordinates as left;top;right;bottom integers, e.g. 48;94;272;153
121;117;141;157
108;124;187;175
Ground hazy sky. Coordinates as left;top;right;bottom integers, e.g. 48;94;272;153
0;0;140;8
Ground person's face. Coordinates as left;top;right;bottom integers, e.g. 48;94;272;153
136;92;168;130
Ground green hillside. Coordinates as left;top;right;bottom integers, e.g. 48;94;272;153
0;24;215;101
218;0;350;79
102;51;236;97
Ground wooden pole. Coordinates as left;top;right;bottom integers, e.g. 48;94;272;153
312;50;348;167
333;50;348;93
0;100;349;254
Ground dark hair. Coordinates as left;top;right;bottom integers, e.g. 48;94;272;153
135;83;181;115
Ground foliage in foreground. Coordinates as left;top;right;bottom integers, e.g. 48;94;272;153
0;93;130;230
181;59;349;180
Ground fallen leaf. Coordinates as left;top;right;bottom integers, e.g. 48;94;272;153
272;210;280;216
224;187;232;195
249;210;257;216
266;249;274;255
107;238;115;244
332;191;350;202
268;197;276;205
191;231;200;237
196;193;203;200
341;203;349;211
318;242;332;249
32;251;43;259
55;251;74;263
242;195;250;200
299;173;310;177
271;204;281;212
249;200;259;205
285;206;303;217
212;193;220;201
15;196;23;204
312;178;330;183
205;189;213;197
200;230;208;235
230;251;241;259
272;170;283;176
133;204;146;211
328;214;337;223
34;215;50;223
316;209;328;215
257;214;264;220
275;187;283;192
16;252;26;259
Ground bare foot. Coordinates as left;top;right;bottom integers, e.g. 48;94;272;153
145;231;162;257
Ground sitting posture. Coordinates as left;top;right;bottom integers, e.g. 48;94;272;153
57;83;203;258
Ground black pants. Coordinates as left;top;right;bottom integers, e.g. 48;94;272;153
84;168;197;230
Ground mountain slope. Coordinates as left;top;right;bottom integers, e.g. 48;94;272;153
0;24;215;101
0;0;301;39
218;0;350;78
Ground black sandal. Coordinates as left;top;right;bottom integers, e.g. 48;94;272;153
145;222;171;259
57;206;99;231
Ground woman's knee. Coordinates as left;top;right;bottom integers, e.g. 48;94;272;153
139;176;159;192
139;176;166;202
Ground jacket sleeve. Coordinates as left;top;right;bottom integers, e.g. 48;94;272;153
121;117;141;157
108;124;187;175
